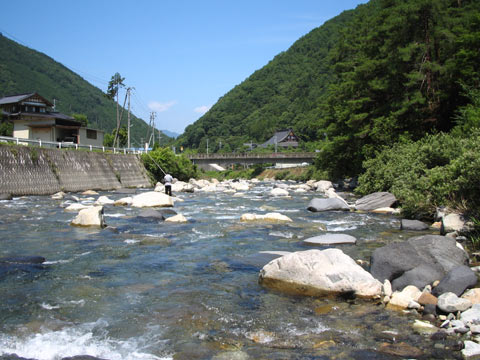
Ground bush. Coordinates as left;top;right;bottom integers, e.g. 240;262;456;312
141;147;198;182
357;131;480;219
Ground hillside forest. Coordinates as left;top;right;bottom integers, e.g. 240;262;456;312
175;0;480;219
0;35;153;147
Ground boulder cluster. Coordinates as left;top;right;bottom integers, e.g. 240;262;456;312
45;175;478;357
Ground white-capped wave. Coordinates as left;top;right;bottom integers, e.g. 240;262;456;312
0;319;171;360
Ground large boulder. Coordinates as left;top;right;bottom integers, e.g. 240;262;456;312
71;206;105;227
131;191;174;208
303;234;357;246
259;249;382;298
432;265;478;297
355;192;396;211
307;198;350;212
370;235;469;291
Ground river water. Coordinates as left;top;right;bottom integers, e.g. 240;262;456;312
0;182;460;359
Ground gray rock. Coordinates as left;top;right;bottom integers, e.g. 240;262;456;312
441;213;467;234
437;292;472;313
307;198;350;212
462;341;480;359
400;219;429;231
137;209;165;221
391;264;444;292
432;265;478;297
461;304;480;324
370;235;469;291
303;233;357;246
355;192;396;211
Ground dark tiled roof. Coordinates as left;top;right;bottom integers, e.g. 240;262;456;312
262;129;298;146
0;93;36;105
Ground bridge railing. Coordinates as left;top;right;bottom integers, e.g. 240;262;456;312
188;152;317;160
0;135;144;155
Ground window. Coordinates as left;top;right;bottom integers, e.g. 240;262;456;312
86;129;97;139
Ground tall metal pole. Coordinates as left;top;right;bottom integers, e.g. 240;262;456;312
127;88;131;149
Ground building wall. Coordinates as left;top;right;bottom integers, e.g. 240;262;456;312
12;121;30;139
31;127;52;142
79;128;104;147
0;144;152;195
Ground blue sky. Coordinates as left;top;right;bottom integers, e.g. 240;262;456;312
1;0;366;135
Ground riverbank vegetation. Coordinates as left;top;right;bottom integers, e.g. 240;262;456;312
141;147;198;183
175;0;480;222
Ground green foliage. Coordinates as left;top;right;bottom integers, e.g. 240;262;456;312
0;120;13;136
317;0;480;178
104;126;128;147
141;147;198;182
357;130;480;219
0;36;150;146
72;113;88;127
174;0;480;183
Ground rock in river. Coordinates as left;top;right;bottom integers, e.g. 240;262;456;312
400;219;429;231
303;233;357;246
370;235;469;291
71;206;105;227
307;198;350;212
355;192;396;211
432;265;478;297
259;249;382;298
131;191;174;208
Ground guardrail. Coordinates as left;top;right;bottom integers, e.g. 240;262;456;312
0;135;144;155
188;152;317;160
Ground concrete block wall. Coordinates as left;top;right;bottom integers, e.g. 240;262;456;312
0;144;152;196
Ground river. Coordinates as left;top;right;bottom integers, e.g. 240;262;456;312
0;181;459;359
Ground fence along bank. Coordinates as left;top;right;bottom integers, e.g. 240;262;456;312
0;144;152;196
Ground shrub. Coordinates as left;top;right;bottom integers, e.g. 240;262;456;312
141;147;198;182
357;130;480;219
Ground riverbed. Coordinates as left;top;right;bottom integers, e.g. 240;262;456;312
0;181;459;359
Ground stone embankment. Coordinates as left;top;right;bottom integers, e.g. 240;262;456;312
0;144;151;195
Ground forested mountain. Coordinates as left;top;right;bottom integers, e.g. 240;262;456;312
177;0;480;177
0;35;150;146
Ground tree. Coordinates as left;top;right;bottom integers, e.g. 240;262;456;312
72;113;88;127
104;126;128;147
105;72;125;148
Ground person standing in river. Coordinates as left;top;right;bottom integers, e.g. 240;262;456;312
164;173;173;196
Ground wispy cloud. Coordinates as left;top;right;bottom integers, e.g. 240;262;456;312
148;100;177;113
194;105;211;114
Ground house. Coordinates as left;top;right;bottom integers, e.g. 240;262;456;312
261;128;299;148
0;92;104;146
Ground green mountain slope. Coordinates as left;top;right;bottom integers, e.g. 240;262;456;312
177;7;357;152
177;0;480;178
0;35;150;146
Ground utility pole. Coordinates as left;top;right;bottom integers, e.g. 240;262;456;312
127;87;132;149
149;111;157;148
207;138;209;155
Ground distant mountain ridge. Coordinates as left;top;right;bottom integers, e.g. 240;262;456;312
0;34;150;146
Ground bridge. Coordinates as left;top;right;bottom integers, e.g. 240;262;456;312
187;152;317;170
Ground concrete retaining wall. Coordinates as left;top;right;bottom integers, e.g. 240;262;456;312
0;144;152;196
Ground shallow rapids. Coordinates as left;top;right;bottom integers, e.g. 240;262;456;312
0;182;456;359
